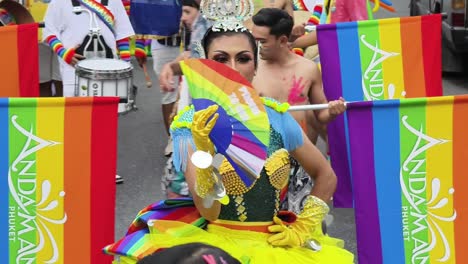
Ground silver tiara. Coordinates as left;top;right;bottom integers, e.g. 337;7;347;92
200;0;254;32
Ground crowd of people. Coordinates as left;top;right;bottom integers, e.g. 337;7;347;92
2;0;372;262
111;0;365;263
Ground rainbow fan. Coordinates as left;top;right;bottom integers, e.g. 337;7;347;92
180;59;270;188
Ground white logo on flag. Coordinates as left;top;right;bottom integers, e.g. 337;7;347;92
8;115;67;263
360;35;403;100
400;116;456;263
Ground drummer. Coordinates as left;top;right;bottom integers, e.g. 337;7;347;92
42;0;134;97
43;0;134;184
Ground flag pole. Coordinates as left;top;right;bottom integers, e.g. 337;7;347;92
288;102;348;111
289;104;329;111
288;102;349;111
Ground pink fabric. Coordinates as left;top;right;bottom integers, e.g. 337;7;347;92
330;0;368;23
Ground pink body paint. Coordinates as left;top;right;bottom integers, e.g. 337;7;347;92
288;76;308;105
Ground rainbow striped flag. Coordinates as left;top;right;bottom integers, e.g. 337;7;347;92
0;97;119;263
346;95;468;264
104;198;206;260
317;14;443;207
0;24;39;97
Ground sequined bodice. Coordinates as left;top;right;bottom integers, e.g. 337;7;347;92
218;127;290;222
171;99;303;222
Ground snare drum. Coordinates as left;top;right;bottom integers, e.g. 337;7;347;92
75;58;136;114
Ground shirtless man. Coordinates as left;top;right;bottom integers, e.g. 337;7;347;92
244;0;293;30
252;8;345;141
252;8;345;213
245;0;306;42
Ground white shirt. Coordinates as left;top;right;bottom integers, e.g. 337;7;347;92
42;0;134;52
42;0;134;95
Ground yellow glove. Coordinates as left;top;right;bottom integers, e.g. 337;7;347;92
191;105;219;198
192;105;218;154
267;195;329;247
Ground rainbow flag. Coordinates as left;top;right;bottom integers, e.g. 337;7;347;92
346;96;468;264
104;198;206;260
317;14;443;207
0;97;119;263
0;24;39;97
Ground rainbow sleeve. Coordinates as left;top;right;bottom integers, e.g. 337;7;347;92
45;35;75;65
309;5;323;25
116;38;131;62
134;38;147;58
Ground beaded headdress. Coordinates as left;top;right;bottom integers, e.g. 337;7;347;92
200;0;254;32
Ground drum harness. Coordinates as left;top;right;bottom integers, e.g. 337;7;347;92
71;0;114;59
72;0;138;113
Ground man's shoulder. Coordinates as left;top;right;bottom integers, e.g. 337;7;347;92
287;55;320;85
291;54;318;70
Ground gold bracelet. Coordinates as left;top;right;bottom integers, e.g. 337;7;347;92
195;168;215;198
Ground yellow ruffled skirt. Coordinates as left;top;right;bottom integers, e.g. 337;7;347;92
113;220;354;264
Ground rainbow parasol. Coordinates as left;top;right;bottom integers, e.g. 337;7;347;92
180;59;270;188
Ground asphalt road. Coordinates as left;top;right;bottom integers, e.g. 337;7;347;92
114;1;468;260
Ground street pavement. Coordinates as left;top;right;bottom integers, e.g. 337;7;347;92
114;1;468;260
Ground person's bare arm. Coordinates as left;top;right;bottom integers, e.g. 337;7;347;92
286;0;307;42
307;62;346;124
292;31;317;49
290;132;336;202
184;146;222;221
177;50;191;61
308;62;330;122
159;51;190;91
284;0;295;18
290;24;306;43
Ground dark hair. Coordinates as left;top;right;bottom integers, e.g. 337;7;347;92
137;243;241;264
252;8;293;38
182;0;200;9
202;28;258;68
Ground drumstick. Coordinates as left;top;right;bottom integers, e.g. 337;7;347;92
142;64;152;88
